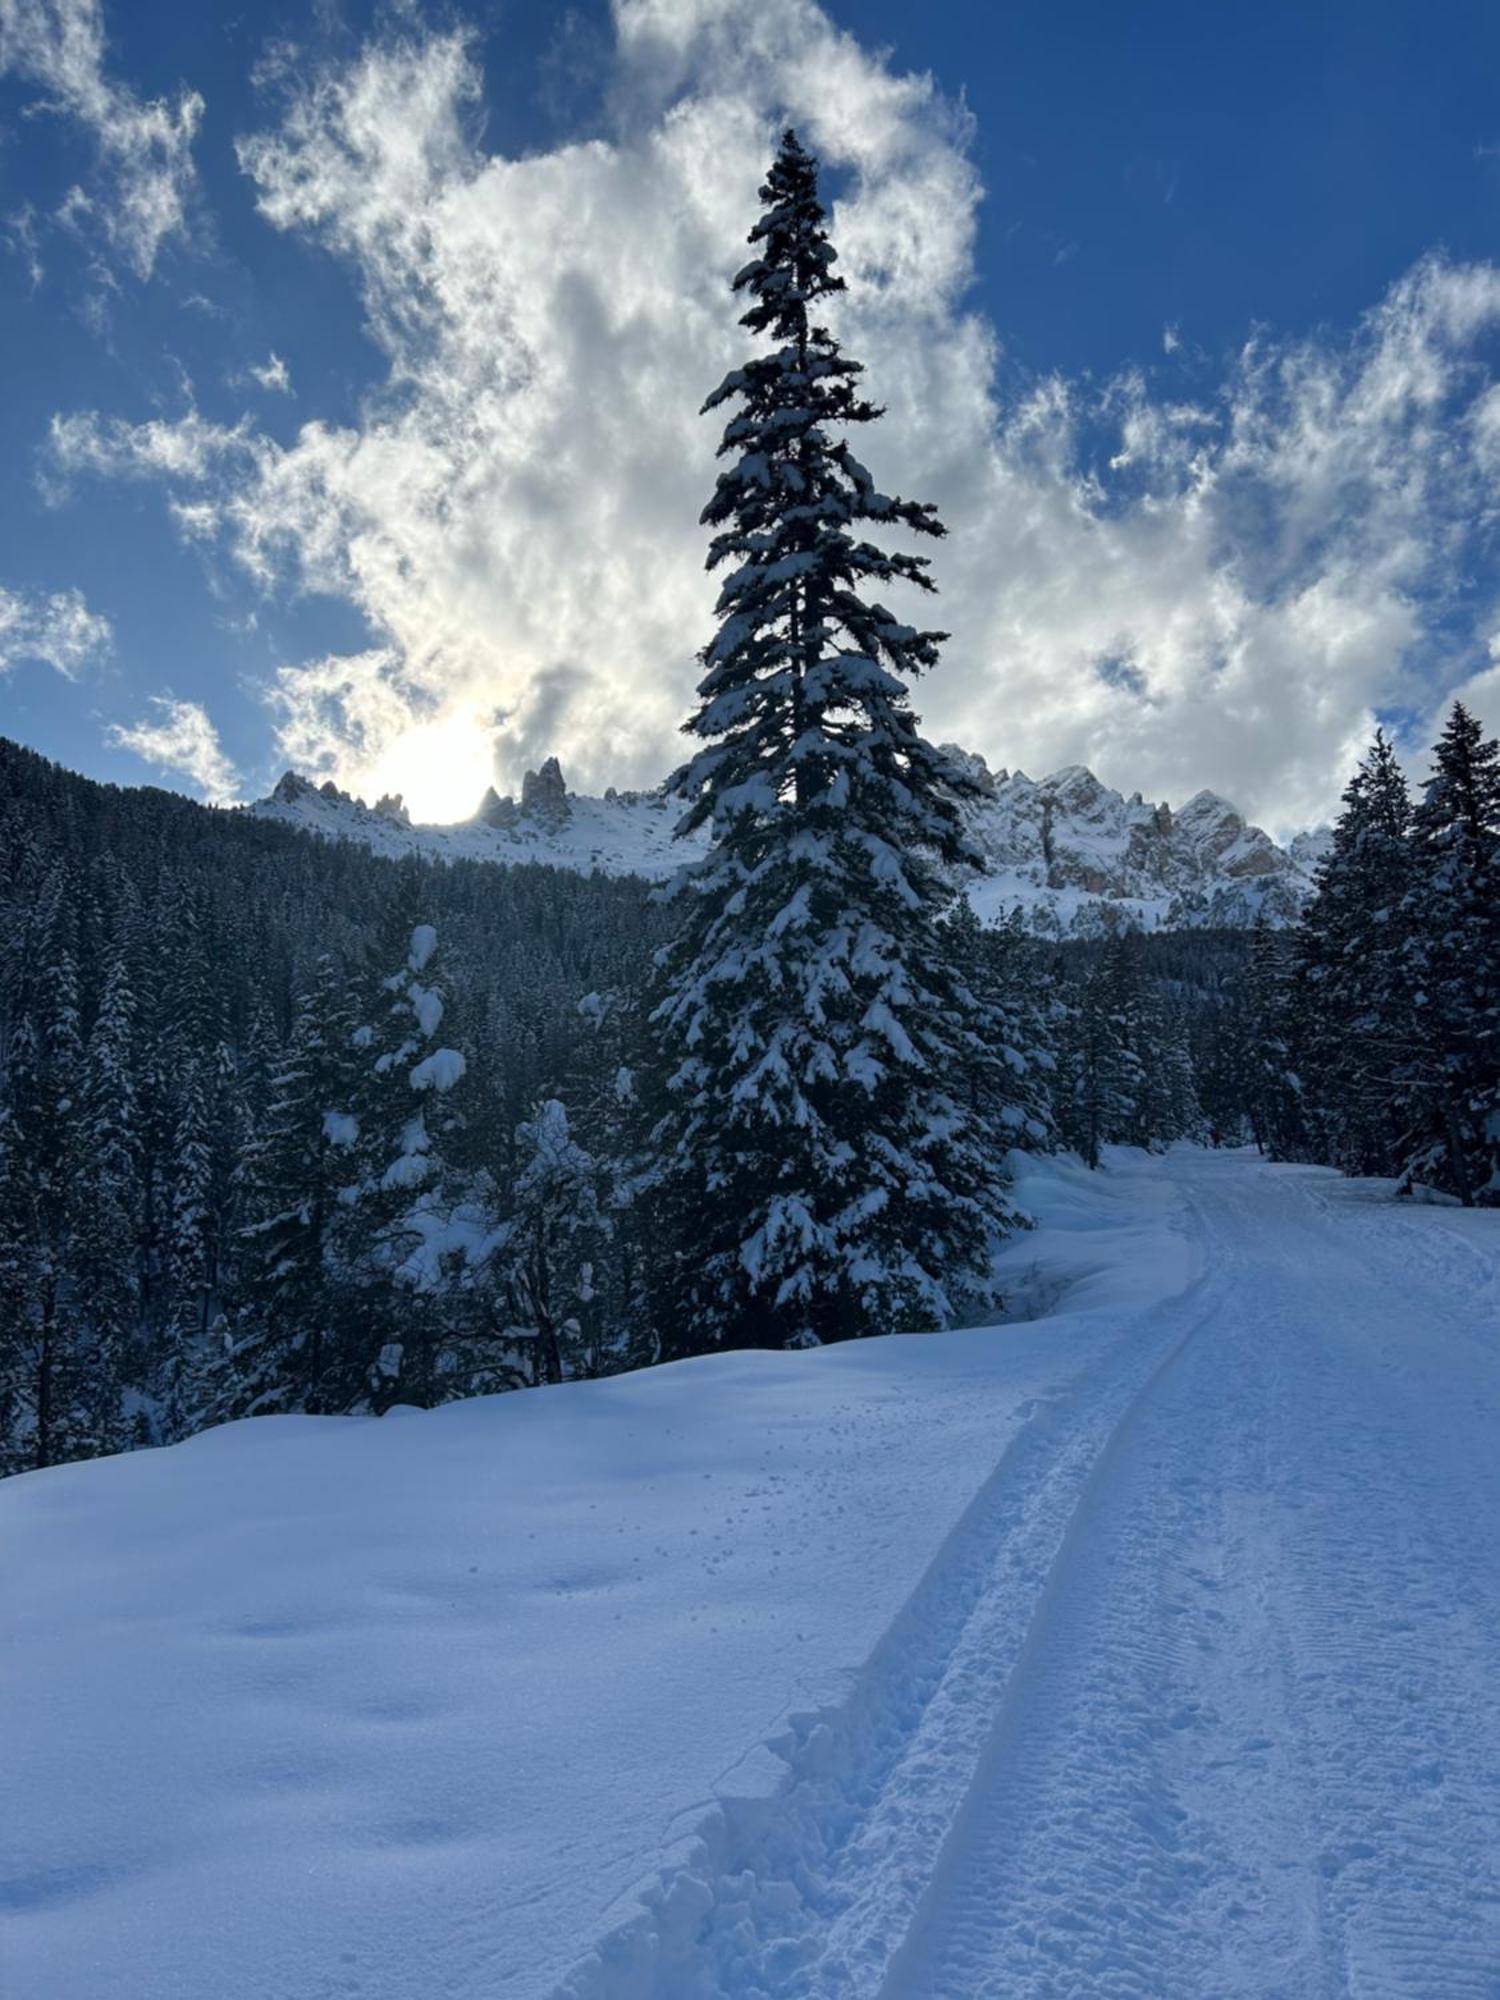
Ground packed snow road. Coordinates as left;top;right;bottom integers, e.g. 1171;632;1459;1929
4;1150;1498;2000
569;1151;1500;2000
882;1155;1500;2000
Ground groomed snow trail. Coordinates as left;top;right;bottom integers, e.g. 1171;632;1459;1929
562;1152;1500;2000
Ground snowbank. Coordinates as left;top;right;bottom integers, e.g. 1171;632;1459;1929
0;1152;1196;2000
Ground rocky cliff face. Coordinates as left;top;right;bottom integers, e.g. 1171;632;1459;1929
251;751;1326;933
943;753;1323;930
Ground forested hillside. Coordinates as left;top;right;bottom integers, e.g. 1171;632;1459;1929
0;736;1218;1473
0;737;663;1471
2;694;1497;1480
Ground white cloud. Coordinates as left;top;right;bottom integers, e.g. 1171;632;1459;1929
107;696;240;802
247;351;293;395
44;0;1500;833
0;0;203;279
4;200;45;287
0;581;111;675
1446;642;1500;746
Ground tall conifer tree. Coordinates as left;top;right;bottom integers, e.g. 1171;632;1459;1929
1241;919;1306;1158
67;955;140;1452
1400;703;1500;1204
1296;731;1415;1175
229;954;360;1415
646;130;1013;1353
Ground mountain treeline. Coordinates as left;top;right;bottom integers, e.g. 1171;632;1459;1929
7;706;1492;1480
0;734;1232;1475
0;736;663;1472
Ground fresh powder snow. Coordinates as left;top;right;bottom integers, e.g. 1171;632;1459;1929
3;1146;1498;1998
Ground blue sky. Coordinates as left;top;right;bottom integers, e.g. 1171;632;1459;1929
3;0;1500;832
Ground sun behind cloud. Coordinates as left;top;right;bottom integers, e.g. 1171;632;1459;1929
360;703;498;824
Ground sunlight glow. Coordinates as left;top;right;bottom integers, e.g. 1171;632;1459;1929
360;707;496;825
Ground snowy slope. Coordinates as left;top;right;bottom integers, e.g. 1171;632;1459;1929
6;1150;1498;1999
249;760;691;880
0;1155;1196;2000
248;753;1326;933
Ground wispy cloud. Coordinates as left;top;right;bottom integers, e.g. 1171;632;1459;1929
42;0;1500;834
0;0;203;279
107;695;240;801
246;351;293;396
4;201;46;288
0;580;111;675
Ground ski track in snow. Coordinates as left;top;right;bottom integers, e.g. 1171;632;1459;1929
560;1153;1500;2000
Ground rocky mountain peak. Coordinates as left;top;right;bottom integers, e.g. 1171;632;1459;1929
474;785;518;829
271;770;319;805
937;744;999;796
520;756;570;825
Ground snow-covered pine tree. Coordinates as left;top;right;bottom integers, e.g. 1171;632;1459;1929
238;989;282;1133
1143;987;1202;1149
1398;703;1500;1205
0;1101;37;1473
160;1057;216;1437
227;954;361;1417
1056;936;1146;1167
342;921;471;1405
943;902;1056;1157
646;129;1015;1354
0;933;88;1469
1295;730;1415;1175
1240;918;1306;1158
501;1098;612;1386
65;954;141;1454
568;988;655;1371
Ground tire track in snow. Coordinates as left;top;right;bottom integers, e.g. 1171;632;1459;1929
881;1180;1329;1998
1242;1173;1500;1999
884;1157;1500;2000
554;1218;1223;2000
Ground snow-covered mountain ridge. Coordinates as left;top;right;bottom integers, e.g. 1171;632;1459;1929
250;751;1327;932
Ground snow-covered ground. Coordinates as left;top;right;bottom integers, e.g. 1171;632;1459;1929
4;1150;1498;1998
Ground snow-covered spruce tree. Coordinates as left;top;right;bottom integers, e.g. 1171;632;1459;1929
159;1057;217;1439
1056;938;1143;1168
65;955;141;1454
1130;980;1201;1151
1398;703;1500;1205
0;952;89;1470
646;129;1016;1354
567;989;657;1373
1294;731;1415;1176
943;902;1056;1157
1240;918;1307;1158
0;1104;37;1473
226;954;362;1418
500;1098;613;1386
342;921;471;1407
